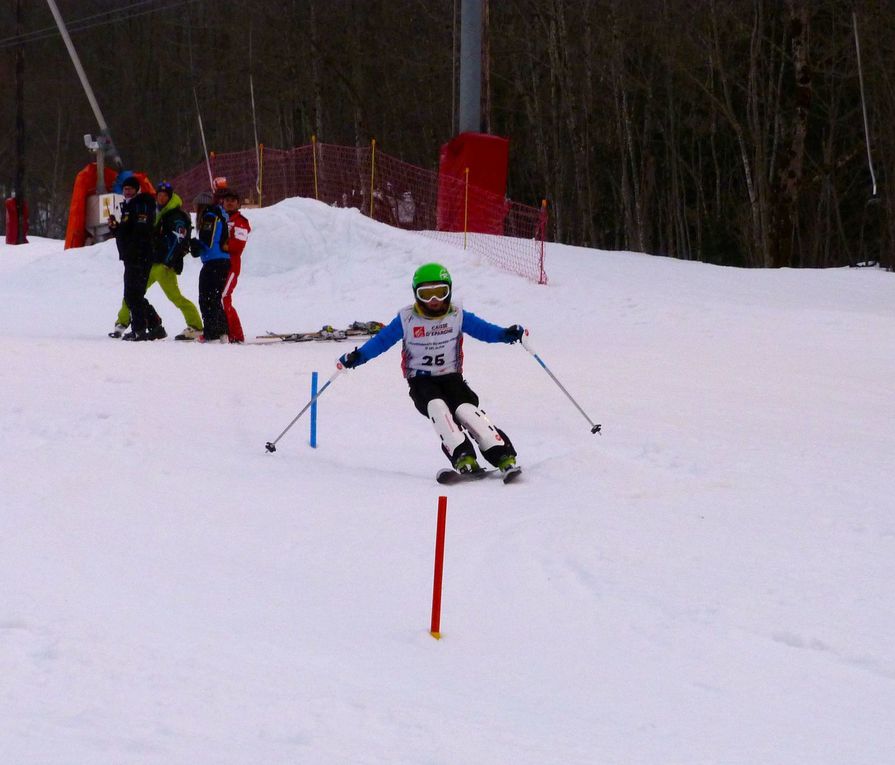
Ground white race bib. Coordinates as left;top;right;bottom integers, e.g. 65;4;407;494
399;304;464;377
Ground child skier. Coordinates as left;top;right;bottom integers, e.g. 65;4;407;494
338;262;525;478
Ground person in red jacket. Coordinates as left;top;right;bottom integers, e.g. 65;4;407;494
220;188;251;343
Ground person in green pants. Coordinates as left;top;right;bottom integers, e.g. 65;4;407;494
109;182;203;340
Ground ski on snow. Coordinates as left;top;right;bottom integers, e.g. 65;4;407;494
254;321;384;343
436;466;523;485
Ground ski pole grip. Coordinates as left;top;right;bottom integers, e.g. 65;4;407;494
520;328;535;354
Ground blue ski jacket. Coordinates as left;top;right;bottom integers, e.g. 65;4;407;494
193;205;230;263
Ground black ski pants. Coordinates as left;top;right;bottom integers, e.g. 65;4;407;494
198;258;231;340
408;373;479;416
123;257;160;334
408;373;516;467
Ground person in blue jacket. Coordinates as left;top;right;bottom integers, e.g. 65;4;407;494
339;262;524;475
190;199;231;343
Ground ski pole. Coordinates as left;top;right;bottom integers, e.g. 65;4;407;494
520;330;601;434
265;365;344;452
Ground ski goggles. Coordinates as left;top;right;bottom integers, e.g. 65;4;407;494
415;283;451;302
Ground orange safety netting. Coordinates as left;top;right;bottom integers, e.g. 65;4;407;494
169;142;547;284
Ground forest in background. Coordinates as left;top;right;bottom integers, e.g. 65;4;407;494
1;0;894;269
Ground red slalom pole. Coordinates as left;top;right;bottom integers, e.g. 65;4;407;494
430;495;448;639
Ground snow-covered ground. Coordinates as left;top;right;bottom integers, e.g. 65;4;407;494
1;197;893;764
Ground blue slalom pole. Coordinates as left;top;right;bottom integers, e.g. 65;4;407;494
310;371;319;448
264;365;344;453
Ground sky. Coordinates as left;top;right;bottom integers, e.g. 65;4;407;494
1;197;894;764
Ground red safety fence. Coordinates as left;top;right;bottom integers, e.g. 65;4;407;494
169;141;547;284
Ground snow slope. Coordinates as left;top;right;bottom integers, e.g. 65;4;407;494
1;197;893;764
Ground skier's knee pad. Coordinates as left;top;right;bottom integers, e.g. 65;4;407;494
427;398;467;454
454;403;505;452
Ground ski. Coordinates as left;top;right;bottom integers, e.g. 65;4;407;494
435;466;522;485
257;329;349;343
256;321;384;343
436;467;490;485
501;466;523;483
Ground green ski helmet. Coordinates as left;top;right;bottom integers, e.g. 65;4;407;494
412;262;452;316
412;262;452;290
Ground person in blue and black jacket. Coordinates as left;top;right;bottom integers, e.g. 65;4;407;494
190;198;230;343
337;262;525;476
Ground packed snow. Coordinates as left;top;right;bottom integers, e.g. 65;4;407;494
1;197;893;764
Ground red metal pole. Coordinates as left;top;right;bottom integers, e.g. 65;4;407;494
430;495;448;639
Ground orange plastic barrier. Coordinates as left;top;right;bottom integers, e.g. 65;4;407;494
64;166;154;249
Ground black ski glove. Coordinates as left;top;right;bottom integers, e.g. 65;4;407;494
503;325;524;343
339;348;361;369
189;239;202;257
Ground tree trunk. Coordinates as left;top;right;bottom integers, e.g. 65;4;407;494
769;2;811;268
310;0;324;139
15;0;27;242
